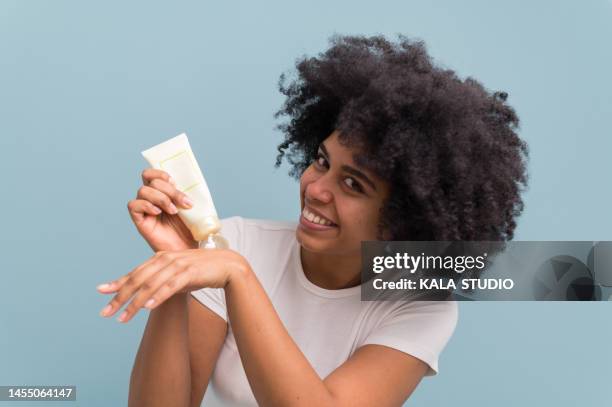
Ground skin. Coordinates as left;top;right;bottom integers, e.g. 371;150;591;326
297;130;390;289
98;130;429;406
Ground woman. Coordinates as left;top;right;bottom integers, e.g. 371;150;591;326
97;35;528;406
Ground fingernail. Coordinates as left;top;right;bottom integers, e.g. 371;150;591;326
183;197;193;208
97;283;111;290
117;311;127;322
152;206;162;214
145;298;155;308
169;203;178;214
100;304;112;317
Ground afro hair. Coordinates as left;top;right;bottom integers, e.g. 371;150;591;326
274;34;529;242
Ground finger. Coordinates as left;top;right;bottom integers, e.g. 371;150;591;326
127;199;163;224
136;185;180;215
148;178;194;210
118;259;191;323
103;253;171;311
141;168;175;187
97;280;121;293
97;271;135;296
144;270;193;311
99;252;175;317
144;251;209;310
97;255;157;295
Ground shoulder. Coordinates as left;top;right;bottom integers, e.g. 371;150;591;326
360;300;459;376
384;300;458;335
220;216;297;249
241;217;297;232
219;216;298;280
221;216;297;233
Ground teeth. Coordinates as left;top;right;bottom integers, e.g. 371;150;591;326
306;211;315;222
302;208;334;226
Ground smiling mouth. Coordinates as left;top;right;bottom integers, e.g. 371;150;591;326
300;214;338;231
301;207;338;227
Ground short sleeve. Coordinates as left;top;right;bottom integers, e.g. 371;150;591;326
358;301;458;377
189;216;243;322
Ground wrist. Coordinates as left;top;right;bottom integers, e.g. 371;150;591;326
225;255;252;290
153;241;196;253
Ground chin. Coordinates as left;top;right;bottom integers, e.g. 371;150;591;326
295;229;332;253
296;229;359;257
295;229;317;250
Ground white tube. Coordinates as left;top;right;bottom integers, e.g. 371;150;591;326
141;133;228;249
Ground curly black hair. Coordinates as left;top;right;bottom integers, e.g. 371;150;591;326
274;34;529;242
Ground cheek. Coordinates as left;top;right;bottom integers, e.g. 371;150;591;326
337;201;363;227
338;201;381;238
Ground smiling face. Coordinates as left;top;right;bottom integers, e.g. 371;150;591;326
297;130;391;257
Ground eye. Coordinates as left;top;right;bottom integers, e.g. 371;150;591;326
343;177;364;193
314;153;328;169
313;152;365;194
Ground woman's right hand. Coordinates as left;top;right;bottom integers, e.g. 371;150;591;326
127;169;198;252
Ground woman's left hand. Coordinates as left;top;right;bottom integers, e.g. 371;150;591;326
96;248;247;323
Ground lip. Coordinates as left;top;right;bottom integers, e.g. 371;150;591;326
299;213;338;231
303;205;337;226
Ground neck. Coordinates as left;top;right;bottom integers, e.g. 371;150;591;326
299;246;362;290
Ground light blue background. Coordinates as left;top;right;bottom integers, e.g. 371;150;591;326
1;1;611;406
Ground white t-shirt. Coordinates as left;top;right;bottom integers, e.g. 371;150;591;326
191;216;458;407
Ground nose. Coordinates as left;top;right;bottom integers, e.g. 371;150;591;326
304;174;333;204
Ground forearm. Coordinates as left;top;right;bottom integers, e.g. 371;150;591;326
128;293;191;407
225;266;335;407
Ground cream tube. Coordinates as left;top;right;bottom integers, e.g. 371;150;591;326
141;133;228;249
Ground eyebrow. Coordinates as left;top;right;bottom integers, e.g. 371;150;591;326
319;143;377;191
